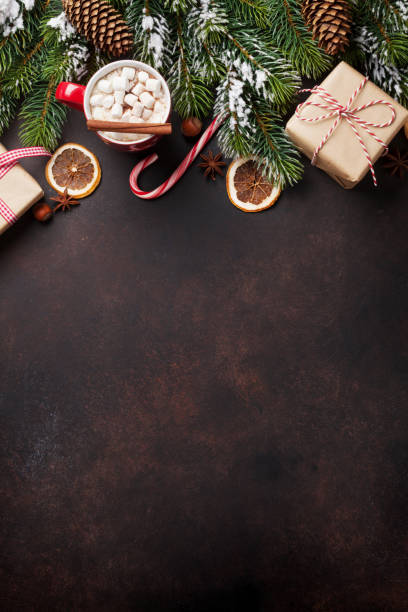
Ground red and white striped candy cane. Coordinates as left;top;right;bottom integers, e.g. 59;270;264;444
0;147;51;227
295;76;396;187
129;115;224;199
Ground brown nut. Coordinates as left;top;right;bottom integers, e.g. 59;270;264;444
181;117;203;138
33;201;53;222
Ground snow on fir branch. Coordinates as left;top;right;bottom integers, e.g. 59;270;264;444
47;12;77;42
0;0;35;37
126;0;171;70
141;10;168;68
351;0;408;105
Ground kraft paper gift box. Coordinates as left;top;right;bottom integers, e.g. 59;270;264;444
286;62;408;189
0;144;44;235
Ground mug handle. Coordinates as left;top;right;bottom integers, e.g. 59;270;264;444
55;82;86;112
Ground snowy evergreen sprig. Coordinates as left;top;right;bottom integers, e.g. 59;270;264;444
0;0;90;150
351;0;408;106
126;0;172;70
168;12;214;118
215;75;303;187
0;0;35;37
225;28;301;110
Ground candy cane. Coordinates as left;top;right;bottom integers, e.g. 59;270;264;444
129;115;224;199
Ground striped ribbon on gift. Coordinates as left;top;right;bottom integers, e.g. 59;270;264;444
0;147;51;227
295;76;396;187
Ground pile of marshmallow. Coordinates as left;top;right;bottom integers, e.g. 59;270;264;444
90;66;167;142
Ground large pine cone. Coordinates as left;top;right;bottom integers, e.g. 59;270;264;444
302;0;352;56
62;0;133;57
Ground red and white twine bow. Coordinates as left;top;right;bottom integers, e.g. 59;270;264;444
129;115;223;199
0;147;51;226
295;76;396;187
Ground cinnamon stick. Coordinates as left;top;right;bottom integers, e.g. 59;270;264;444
86;120;172;136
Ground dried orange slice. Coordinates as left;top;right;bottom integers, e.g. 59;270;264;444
45;143;101;198
226;157;281;212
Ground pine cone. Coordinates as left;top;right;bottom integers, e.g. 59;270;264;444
62;0;133;58
302;0;352;56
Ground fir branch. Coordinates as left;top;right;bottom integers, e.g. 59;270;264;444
187;0;228;45
164;0;194;13
226;0;270;29
186;1;227;83
350;0;408;105
370;18;408;66
168;13;214;118
225;28;301;111
126;0;172;71
0;0;37;38
215;74;303;187
267;0;332;78
2;37;46;98
107;0;128;11
0;89;18;136
0;30;27;73
19;78;68;150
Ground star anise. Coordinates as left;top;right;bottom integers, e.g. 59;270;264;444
198;150;226;180
50;188;80;212
382;148;408;179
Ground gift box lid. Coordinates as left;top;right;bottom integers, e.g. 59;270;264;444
0;144;44;235
286;62;408;188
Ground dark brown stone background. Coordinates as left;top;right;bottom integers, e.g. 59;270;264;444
1;109;408;612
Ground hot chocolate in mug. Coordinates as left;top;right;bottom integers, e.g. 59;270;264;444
55;59;172;152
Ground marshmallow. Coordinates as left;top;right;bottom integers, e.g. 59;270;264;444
145;78;157;92
122;67;135;82
111;103;123;119
121;109;133;122
98;79;112;93
132;101;143;117
146;78;161;98
142;108;152;121
153;83;162;98
124;93;138;107
150;113;162;124
90;94;104;106
114;90;125;105
138;71;149;83
139;91;155;109
154;100;165;114
93;107;105;121
131;82;144;97
129;116;143;123
113;76;127;91
102;94;114;109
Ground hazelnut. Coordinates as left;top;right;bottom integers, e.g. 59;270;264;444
33;201;53;222
181;117;203;138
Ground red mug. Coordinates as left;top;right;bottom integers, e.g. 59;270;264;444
55;60;172;152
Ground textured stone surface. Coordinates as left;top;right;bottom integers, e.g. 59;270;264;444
1;110;408;611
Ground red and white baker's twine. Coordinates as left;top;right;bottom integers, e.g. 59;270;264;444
295;76;396;187
0;147;51;226
129;115;224;199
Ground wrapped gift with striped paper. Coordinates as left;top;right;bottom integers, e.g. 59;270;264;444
0;144;51;235
286;62;408;189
